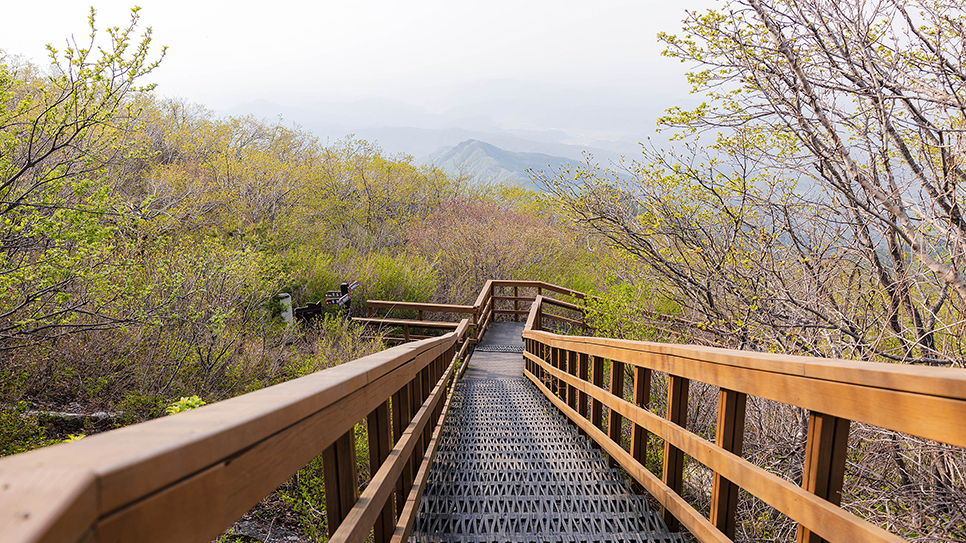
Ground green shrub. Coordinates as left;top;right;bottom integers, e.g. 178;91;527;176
358;250;438;303
166;395;207;415
0;402;57;456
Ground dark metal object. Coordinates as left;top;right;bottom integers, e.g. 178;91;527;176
295;281;359;320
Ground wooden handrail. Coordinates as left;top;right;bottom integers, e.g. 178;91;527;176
351;317;460;329
522;295;966;543
22;277;960;543
491;280;586;300
360;280;585;344
0;320;471;543
365;300;477;315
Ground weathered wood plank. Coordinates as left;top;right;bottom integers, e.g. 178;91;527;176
323;430;358;537
528;332;966;401
367;401;393;543
630;366;651;477
352;317;460;329
365;300;477;314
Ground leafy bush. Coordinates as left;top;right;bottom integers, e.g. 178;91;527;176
356;250;438;304
0;402;57;456
165;395;207;415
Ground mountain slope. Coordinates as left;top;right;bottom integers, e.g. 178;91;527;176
428;140;575;187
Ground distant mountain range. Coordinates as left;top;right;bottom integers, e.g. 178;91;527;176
429;140;577;188
219;87;682;188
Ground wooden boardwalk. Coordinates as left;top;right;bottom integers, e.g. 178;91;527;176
3;280;966;543
411;323;681;542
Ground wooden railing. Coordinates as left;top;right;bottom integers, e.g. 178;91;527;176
16;278;955;543
363;280;586;344
0;319;472;543
523;295;966;543
353;316;461;344
475;279;585;337
361;301;478;345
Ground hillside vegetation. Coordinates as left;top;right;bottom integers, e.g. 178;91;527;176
0;9;606;447
2;3;966;543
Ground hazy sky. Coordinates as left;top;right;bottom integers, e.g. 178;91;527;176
2;1;716;111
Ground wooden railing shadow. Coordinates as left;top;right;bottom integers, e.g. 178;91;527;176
523;294;966;543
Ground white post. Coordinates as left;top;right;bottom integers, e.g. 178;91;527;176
278;293;293;324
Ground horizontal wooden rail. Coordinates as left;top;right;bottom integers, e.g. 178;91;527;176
522;296;966;543
352;317;461;343
351;317;460;329
361;280;587;344
365;301;477;315
524;295;587;333
0;319;471;543
490;280;586;300
364;301;479;340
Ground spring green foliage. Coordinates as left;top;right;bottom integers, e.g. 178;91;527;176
0;9;613;457
0;402;58;455
0;7;165;350
165;395;206;415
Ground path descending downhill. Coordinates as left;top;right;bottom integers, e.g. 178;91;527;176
410;323;682;543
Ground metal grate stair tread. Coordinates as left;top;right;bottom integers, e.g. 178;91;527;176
474;344;525;353
410;377;683;543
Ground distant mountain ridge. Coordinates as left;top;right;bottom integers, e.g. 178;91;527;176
220;99;643;161
219;92;663;188
428;140;575;188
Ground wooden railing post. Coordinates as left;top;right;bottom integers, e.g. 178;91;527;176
514;286;519;322
796;412;851;543
630;367;652;475
577;352;590;419
710;388;747;538
662;374;689;531
608;359;626;467
367;401;394;543
421;363;433;446
323;429;358;537
539;343;550;389
591;355;604;430
392;383;414;514
488;282;494;323
412;368;427;473
566;349;578;411
558;347;567;401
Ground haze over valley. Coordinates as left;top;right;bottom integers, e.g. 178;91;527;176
221;80;694;187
